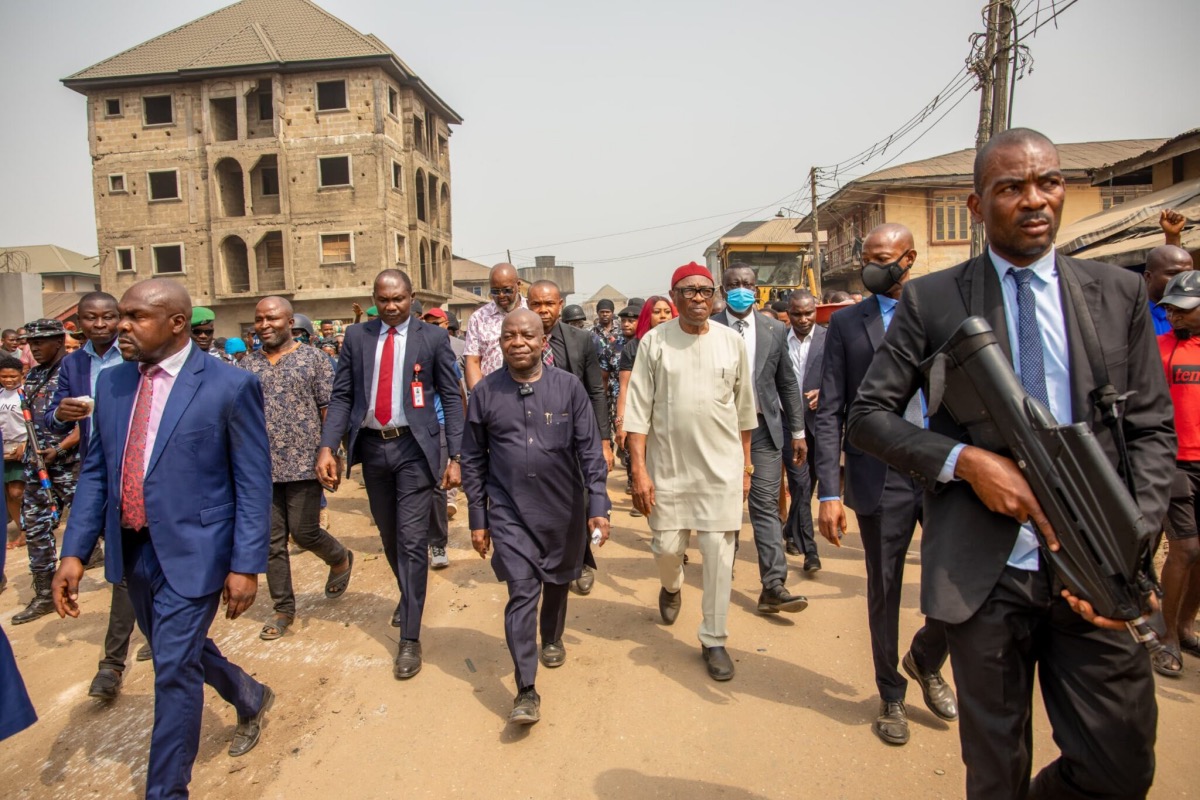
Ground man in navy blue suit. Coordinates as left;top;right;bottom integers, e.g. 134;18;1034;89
52;279;274;799
44;291;148;701
317;269;464;680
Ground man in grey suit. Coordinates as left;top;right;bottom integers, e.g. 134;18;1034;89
782;291;826;571
713;264;809;613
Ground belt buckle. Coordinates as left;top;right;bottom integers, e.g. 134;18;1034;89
380;426;400;440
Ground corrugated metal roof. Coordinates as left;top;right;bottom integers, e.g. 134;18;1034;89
586;284;627;302
63;0;462;123
451;257;492;283
721;218;822;246
43;292;89;321
0;245;100;276
856;139;1167;184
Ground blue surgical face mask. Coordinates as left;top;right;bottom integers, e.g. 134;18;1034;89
725;287;756;314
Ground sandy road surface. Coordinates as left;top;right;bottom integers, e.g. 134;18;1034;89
1;473;1194;799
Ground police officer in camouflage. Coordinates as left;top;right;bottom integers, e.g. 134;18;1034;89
12;319;80;624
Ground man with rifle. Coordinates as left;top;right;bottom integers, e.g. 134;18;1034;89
846;129;1174;799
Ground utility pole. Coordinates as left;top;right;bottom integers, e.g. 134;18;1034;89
809;167;822;299
971;0;1014;257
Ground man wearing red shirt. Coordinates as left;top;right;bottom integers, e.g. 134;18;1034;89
1157;267;1200;677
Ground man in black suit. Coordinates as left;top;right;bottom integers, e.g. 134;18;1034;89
527;280;612;596
847;129;1174;799
781;290;826;571
713;265;809;613
317;269;463;680
814;224;956;746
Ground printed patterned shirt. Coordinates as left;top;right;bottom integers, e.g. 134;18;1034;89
463;296;528;377
239;344;334;483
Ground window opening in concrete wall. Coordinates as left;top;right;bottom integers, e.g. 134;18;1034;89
319;156;351;188
425;115;435;157
392;161;402;190
105;98;122;117
147;169;180;201
115;247;135;272
209;97;238;142
257;88;273;121
413;117;426;155
419;239;430;289
250;155;280;215
316;80;347;112
320;233;353;264
152;244;184;274
439;184;450;231
440;246;451;292
108;174;127;193
395;233;407;264
222;236;250;293
256;232;286;291
260;166;279;196
388;87;398;116
428;174;438;226
143;95;173;125
214;159;245;216
415;168;426;222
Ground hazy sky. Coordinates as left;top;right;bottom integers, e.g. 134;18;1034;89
1;0;1195;300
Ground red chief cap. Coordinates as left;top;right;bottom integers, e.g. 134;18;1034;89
422;308;448;321
670;262;714;288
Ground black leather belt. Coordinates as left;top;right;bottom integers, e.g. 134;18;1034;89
361;426;411;440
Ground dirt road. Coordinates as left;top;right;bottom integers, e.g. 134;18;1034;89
1;474;1193;799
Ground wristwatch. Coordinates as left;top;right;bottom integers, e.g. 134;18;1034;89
743;464;755;475
449;455;461;463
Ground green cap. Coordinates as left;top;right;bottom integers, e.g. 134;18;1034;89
366;306;379;317
191;307;216;326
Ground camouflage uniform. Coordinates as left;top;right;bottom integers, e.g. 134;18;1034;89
21;358;78;575
591;323;624;439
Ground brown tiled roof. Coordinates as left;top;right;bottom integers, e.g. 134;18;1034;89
63;0;461;123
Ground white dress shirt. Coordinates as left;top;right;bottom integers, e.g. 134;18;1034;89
786;327;813;389
365;319;410;429
731;313;758;411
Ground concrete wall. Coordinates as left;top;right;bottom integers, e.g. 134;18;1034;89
0;274;44;330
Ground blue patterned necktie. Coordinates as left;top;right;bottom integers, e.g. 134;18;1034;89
1009;267;1050;407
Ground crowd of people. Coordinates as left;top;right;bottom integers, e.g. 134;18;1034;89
0;128;1195;799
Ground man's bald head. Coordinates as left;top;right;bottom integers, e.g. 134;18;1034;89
489;263;521;311
503;307;543;333
863;223;915;254
257;295;294;316
861;223;918;300
1145;245;1195;304
117;279;192;364
973;128;1056;193
374;268;413;295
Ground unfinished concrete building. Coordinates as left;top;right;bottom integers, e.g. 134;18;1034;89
62;0;461;336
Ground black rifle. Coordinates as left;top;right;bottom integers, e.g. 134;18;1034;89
923;316;1161;651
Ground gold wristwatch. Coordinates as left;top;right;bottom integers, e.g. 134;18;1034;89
743;464;755;475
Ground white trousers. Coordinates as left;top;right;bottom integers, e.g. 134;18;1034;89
650;529;735;648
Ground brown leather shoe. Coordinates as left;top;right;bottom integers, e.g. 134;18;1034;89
394;640;422;680
658;588;681;625
873;700;909;745
902;651;958;721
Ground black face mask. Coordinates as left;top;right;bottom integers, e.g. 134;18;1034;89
861;256;910;295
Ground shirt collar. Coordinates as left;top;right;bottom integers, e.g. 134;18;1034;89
83;339;122;362
989;246;1056;285
787;327;813;345
147;340;192;377
876;294;899;313
486;296;527;317
379;317;411;336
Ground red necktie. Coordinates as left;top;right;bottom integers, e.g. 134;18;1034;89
375;327;395;426
121;366;159;530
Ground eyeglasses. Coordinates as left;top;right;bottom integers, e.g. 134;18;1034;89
489;287;516;297
674;286;716;300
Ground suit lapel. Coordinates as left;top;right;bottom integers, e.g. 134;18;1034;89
864;296;885;351
403;319;423;402
957;253;1014;364
1057;254;1098;422
146;348;203;477
360;319;382;399
752;311;771;377
806;325;826;387
108;363;141;461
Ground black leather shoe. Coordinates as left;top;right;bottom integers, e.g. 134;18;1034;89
229;685;274;757
658;588;681;625
12;573;54;624
86;544;105;570
803;554;822;573
509;688;541;725
570;566;595;595
394;639;422;680
540;640;566;668
136;644;153;662
88;668;123;701
757;584;809;614
390;601;403;628
873;700;909;745
701;645;735;681
785;542;803;557
902;651;958;721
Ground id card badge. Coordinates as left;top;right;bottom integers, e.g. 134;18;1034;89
411;381;426;408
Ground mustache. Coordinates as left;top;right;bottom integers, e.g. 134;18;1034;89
1017;212;1052;227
